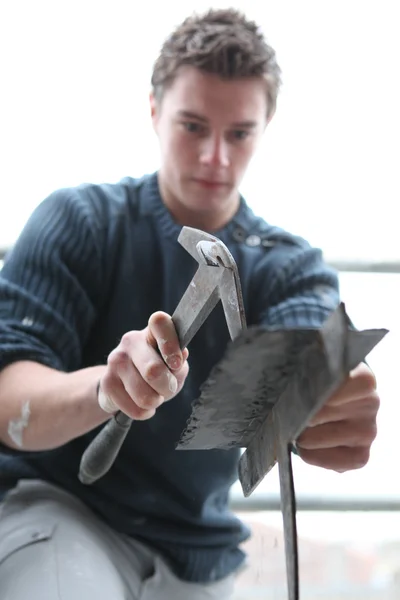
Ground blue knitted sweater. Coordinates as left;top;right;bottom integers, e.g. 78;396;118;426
0;172;339;582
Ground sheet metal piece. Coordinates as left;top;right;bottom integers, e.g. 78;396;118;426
177;303;388;600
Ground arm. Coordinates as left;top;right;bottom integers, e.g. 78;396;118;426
0;189;108;451
0;360;108;451
0;190;188;452
253;234;340;329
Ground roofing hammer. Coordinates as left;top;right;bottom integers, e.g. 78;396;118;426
78;226;246;485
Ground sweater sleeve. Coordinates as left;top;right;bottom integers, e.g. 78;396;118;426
250;232;340;329
0;188;103;373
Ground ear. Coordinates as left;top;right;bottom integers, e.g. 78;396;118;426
149;91;159;132
266;106;275;128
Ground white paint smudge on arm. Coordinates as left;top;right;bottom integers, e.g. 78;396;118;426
8;400;31;448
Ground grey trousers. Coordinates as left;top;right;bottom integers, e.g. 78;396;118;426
0;480;236;599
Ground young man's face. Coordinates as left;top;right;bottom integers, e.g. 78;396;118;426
151;66;269;228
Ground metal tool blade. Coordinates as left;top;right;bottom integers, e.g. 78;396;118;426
171;263;226;350
277;442;299;600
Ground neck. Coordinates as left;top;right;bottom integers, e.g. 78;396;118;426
157;175;240;233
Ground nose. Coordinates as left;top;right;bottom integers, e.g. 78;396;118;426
199;135;230;168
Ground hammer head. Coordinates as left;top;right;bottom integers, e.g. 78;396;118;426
173;227;247;346
177;226;219;262
178;226;238;268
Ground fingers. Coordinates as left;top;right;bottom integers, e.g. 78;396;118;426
125;340;179;400
132;311;189;399
297;418;377;451
297;445;371;473
100;311;189;420
297;366;379;474
147;311;187;371
326;363;377;407
100;364;161;420
308;392;380;427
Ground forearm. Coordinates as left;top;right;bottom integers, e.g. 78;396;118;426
0;361;109;451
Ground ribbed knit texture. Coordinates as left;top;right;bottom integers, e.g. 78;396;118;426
0;172;339;582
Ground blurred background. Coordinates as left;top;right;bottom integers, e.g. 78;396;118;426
0;1;399;597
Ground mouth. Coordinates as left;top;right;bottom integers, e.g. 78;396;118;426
193;178;227;190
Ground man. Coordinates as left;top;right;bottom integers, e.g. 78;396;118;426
0;8;378;600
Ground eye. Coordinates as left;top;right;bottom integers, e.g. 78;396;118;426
231;129;249;141
182;122;203;134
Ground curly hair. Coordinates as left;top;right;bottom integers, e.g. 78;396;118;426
151;9;282;120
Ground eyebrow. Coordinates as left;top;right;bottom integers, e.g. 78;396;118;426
176;110;257;129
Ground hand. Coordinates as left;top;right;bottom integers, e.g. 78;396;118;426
98;311;189;420
296;363;379;473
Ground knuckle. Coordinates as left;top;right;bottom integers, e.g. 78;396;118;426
117;393;160;420
107;348;130;371
137;392;164;411
370;391;380;413
354;447;371;469
359;367;377;393
355;419;378;446
366;421;378;444
159;340;177;358
143;361;165;382
120;330;140;348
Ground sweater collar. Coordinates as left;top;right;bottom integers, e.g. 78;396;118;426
141;171;254;243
